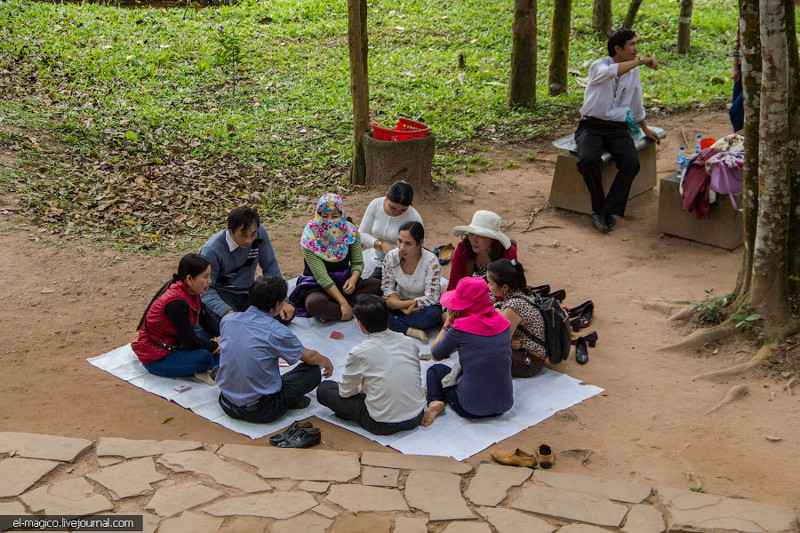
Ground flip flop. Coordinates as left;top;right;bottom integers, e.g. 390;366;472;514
433;243;455;265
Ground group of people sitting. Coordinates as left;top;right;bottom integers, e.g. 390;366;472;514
132;181;551;436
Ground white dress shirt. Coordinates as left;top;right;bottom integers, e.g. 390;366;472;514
580;56;646;123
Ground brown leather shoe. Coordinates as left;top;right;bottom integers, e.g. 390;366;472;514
537;442;555;469
490;448;537;468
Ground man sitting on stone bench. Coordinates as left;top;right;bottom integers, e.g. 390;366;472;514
576;28;663;233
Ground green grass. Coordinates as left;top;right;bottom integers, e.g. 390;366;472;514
0;0;747;249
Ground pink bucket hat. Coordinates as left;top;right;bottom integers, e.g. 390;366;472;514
440;277;492;312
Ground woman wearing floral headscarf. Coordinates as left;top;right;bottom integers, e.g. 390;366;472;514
288;194;382;322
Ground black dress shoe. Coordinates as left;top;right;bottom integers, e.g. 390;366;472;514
575;337;589;365
567;300;594;318
571;331;598;348
276;426;321;448
587;213;609;234
546;289;566;302
529;284;550;295
605;214;616;229
269;421;313;445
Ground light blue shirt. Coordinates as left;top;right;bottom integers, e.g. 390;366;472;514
216;307;304;406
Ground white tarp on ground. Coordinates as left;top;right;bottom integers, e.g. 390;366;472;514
89;250;602;460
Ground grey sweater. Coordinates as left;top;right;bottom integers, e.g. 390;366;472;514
199;225;282;317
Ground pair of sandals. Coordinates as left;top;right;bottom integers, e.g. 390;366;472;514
269;421;321;448
491;441;555;469
565;300;594;332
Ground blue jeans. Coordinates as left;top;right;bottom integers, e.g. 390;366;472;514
425;363;480;419
730;81;743;132
388;305;442;334
143;349;219;377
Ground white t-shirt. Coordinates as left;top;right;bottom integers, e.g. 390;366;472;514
358;197;423;263
381;248;442;307
580;56;645;123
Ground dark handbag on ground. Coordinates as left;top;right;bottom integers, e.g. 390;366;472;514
510;348;545;378
510;293;572;365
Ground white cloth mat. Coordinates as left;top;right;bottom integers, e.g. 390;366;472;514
89;253;603;460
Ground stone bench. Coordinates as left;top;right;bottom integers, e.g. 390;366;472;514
549;127;666;214
656;172;743;250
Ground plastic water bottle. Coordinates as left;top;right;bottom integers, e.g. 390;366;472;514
676;146;687;175
695;134;702;155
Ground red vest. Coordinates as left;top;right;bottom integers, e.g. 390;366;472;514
132;281;200;364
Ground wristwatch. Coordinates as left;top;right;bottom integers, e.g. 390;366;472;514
375;239;383;249
638;58;644;67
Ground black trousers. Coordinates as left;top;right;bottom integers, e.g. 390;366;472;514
316;381;423;436
575;117;641;217
218;363;321;424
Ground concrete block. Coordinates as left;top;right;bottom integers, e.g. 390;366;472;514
656;173;743;250
549;143;657;214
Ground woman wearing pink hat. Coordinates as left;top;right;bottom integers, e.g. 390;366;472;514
447;210;517;291
421;277;513;427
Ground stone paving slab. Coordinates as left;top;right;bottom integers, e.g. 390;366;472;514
0;501;26;514
361;451;473;474
393;516;429;533
559;524;616;533
0;432;92;462
271;512;333;533
511;484;629;527
145;481;224;517
477;507;557;533
623;503;666;533
202;491;318;519
312;503;340;519
405;470;475;521
86;457;166;500
443;522;493;533
20;477;113;515
217;516;267;533
658;486;798;533
157;511;223;533
325;484;409;512
96;437;204;458
299;481;330;493
158;450;271;493
466;464;532;506
533;470;652;503
217;443;360;482
361;466;400;487
0;457;60;497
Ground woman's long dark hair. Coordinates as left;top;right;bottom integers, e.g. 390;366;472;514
397;220;424;243
461;234;517;262
387;180;414;206
136;253;210;330
488;259;530;295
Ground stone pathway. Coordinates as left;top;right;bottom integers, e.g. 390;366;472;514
0;432;797;533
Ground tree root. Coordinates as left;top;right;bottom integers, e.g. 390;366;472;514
705;384;749;414
659;321;739;352
635;298;695;317
668;305;698;322
693;342;777;381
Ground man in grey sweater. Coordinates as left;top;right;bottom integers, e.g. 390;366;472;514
199;207;295;322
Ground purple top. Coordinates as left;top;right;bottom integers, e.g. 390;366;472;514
432;327;513;416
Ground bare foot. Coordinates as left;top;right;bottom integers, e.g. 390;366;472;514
406;327;429;344
421;401;445;427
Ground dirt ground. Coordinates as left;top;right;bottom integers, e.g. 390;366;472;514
2;109;799;515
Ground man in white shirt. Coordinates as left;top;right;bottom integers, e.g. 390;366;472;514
316;294;426;435
576;28;663;233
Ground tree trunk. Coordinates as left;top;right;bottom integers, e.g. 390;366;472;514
548;0;572;96
592;0;612;35
623;0;643;29
785;0;800;296
347;0;369;185
750;0;791;332
730;0;760;307
676;0;693;53
507;0;537;108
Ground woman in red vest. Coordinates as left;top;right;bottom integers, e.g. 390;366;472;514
132;253;221;380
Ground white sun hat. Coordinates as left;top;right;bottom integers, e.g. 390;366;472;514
451;210;512;249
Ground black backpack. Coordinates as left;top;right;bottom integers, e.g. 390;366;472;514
509;293;572;365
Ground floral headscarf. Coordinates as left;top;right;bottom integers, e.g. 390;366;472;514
300;193;358;262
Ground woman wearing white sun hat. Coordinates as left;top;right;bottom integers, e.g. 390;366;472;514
446;210;517;292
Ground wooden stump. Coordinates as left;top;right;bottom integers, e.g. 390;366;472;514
363;131;435;190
